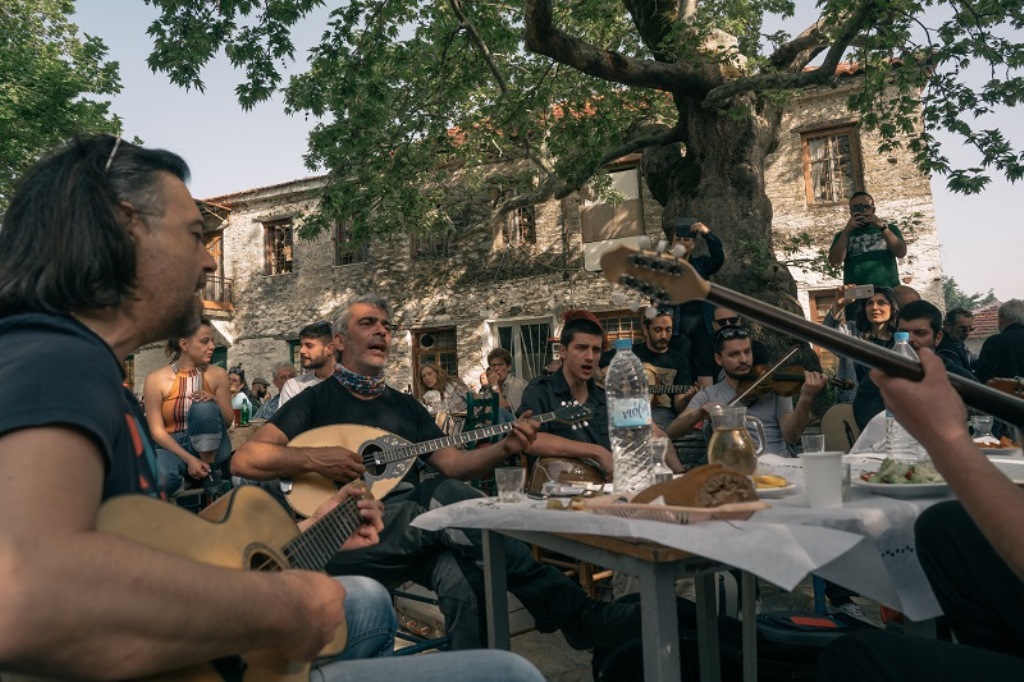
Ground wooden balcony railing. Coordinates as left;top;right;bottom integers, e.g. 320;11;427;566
202;275;234;311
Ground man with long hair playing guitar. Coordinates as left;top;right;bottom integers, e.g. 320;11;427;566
0;136;542;681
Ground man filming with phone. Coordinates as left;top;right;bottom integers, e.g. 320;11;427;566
828;191;907;329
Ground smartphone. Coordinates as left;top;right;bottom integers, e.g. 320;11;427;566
847;284;875;300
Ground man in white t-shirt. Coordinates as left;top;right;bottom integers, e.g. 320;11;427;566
667;327;825;454
279;321;336;407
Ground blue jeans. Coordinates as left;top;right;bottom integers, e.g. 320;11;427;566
313;649;543;682
155;401;231;495
312;576;542;681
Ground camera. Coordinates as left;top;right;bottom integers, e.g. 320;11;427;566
850;204;872;215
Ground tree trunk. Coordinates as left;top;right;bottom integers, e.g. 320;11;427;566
639;94;825;378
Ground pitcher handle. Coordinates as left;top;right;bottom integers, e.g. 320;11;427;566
745;415;766;456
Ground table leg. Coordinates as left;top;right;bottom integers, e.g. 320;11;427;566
740;571;758;682
638;561;682;682
482;529;510;649
694;572;721;682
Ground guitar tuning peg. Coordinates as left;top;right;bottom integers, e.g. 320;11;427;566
629;299;642;313
671;243;687;258
644;305;659;320
611;291;627;306
638;235;651;249
656;238;668;253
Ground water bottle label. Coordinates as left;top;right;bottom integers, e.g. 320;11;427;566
610;398;651;428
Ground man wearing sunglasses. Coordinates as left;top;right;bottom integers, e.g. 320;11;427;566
937;307;979;373
708;306;770;376
666;327;826;454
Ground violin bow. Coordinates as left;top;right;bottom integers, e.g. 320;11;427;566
728;346;800;407
601;245;1024;427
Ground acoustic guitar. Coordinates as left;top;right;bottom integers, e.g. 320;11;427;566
92;485;361;681
600;245;1024;426
285;403;592;518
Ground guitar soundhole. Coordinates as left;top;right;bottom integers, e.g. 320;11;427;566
248;548;285;572
362;443;384;476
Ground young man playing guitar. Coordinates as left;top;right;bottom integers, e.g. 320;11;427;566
0;137;541;681
233;295;643;652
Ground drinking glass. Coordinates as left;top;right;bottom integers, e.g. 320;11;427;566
801;434;826;454
495;467;526;503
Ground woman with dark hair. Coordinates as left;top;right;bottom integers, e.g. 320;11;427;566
228;366;261;412
143;317;233;496
823;285;900;403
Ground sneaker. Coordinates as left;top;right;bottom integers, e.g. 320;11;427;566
560;599;641;651
835;602;871;623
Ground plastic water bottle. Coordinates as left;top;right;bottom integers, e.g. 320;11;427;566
606;338;654;493
884;332;923;460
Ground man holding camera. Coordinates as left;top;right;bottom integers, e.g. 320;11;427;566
828;191;907;289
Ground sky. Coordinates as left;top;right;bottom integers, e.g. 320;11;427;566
72;2;1021;303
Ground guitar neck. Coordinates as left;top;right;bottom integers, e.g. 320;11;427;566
706;283;1023;424
376;411;560;466
283;497;361;571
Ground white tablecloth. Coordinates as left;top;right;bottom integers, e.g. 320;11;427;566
412;496;862;592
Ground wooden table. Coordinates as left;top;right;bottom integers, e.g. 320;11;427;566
227;420;265;452
481;529;758;682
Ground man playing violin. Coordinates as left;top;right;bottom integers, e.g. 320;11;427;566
666;327;826;453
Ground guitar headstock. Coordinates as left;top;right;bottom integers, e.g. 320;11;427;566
555;401;591;429
600;245;711;305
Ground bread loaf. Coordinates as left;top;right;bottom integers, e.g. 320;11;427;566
632;464;757;507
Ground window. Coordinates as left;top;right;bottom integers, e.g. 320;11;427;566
288;339;302;373
593;310;643;348
202;231;233;309
414;328;459;396
412;230;452;258
492;319;555;382
334;221;368;266
801;125;863;205
264;219;294;275
580;166;644;243
807;289;839;372
211;347;228;370
496;188;536;246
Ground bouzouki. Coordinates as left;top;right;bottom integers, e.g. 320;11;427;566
600;245;1024;426
285;403;592;517
93;485;363;681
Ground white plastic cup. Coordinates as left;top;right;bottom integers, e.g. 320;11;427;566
800;451;844;509
495;467;526;503
801;434;826;453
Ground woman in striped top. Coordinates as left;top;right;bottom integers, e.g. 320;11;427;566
143;317;234;496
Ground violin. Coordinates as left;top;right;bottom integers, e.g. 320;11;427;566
600;245;1024;426
734;364;855;404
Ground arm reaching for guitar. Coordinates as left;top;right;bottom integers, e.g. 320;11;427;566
233;421;367;483
299;482;385;551
425;412;539;480
0;426;346;678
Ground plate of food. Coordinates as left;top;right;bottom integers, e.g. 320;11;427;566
975;436;1023;457
585;464;770;524
751;474;797;499
854;458;951;498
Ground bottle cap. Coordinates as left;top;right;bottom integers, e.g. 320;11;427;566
894;331;910;341
613;338;632;350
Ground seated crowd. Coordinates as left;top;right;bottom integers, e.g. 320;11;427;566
2;136;1020;681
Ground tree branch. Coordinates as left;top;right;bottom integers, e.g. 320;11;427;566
595;123;686;167
449;0;508;93
525;0;716;94
704;0;880;108
768;19;830;72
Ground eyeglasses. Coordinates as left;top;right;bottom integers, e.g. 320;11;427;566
714;316;741;327
715;327;750;343
104;136;122;171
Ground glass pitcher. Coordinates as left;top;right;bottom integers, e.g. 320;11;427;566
706;405;766;475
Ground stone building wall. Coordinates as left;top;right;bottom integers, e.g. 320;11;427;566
764;76;943;316
131;75;942;394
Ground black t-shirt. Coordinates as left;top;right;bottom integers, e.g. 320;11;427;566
518;370;610;451
602;343;693;411
0;314;162;500
271;378;445;486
